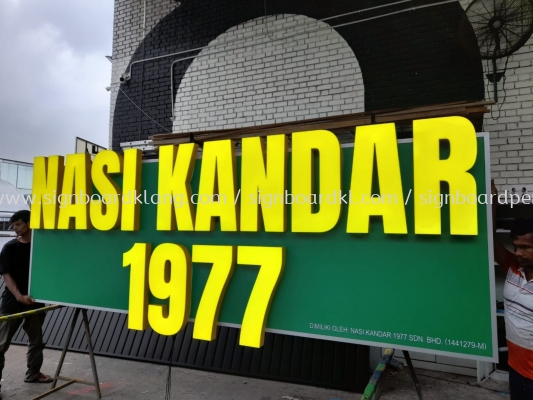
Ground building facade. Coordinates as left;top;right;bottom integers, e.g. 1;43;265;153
0;179;28;247
108;0;533;187
109;0;487;148
76;0;533;389
0;158;33;198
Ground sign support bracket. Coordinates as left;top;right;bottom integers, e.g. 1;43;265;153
31;308;101;400
361;349;423;400
402;350;424;400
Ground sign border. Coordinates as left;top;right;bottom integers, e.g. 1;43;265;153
28;132;498;362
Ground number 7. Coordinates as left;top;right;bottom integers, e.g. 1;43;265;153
192;245;285;348
238;246;285;348
192;245;236;341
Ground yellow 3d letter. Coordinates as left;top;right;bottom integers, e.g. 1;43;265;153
192;245;235;341
240;135;287;232
195;140;238;231
157;144;198;231
347;123;407;234
90;151;123;231
148;243;192;336
413;117;478;235
121;149;142;231
30;156;64;229
57;153;92;230
291;130;342;232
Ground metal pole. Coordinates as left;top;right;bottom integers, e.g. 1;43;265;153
51;308;80;389
31;308;102;400
402;350;424;400
82;309;102;399
493;58;498;103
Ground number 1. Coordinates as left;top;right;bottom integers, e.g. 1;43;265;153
123;243;151;330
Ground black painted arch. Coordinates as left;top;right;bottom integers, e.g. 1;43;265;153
112;0;484;150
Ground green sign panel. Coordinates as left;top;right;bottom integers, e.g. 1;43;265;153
29;133;497;361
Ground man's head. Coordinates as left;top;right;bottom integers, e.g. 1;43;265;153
510;219;533;268
9;209;31;238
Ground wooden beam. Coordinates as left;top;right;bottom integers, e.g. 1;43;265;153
150;100;492;146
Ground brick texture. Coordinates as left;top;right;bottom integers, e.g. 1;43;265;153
173;14;364;132
110;0;485;161
458;0;533;185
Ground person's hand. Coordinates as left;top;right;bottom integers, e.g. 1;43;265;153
16;295;34;305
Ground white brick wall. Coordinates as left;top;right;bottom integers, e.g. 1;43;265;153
172;14;364;132
460;0;533;185
111;1;533;186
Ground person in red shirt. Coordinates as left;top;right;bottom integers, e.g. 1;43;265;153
493;182;533;399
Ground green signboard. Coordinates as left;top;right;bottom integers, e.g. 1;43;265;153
29;127;497;362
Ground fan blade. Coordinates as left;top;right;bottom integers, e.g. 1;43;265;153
500;29;514;49
480;0;493;16
468;8;491;21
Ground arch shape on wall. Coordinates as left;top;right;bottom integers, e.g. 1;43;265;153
112;0;484;150
172;14;365;133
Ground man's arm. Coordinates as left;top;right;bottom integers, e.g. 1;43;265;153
2;273;33;305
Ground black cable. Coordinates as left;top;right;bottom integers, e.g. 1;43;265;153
118;88;171;133
137;0;149;140
485;58;492;103
165;334;178;400
263;0;276;40
486;53;511;121
484;57;500;120
497;55;511;117
138;38;146;140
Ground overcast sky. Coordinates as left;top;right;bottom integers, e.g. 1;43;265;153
0;0;114;163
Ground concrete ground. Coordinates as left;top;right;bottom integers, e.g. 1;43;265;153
0;344;511;399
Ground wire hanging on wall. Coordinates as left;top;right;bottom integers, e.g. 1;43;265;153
485;55;511;120
119;88;171;133
138;0;148;141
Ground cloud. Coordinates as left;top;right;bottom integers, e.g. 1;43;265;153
0;0;114;163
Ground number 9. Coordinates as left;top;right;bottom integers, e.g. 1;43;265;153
148;243;192;336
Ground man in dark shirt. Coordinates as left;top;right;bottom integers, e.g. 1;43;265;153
0;210;52;390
